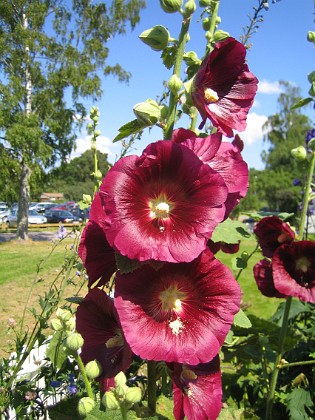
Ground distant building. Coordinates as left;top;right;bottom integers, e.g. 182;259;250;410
40;192;64;202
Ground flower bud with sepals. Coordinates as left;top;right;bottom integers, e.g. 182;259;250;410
307;31;315;44
133;99;162;126
85;360;103;380
65;332;84;353
183;0;196;18
103;391;120;410
139;25;170;51
199;0;211;6
78;397;95;416
168;74;183;94
291;146;307;161
160;0;183;13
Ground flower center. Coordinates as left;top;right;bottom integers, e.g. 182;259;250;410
204;87;219;103
149;195;173;219
295;256;311;273
105;329;124;348
159;284;186;312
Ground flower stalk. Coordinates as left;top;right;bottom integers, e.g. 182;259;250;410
75;353;95;400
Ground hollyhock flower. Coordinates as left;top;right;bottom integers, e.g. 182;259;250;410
191;37;258;137
254;216;295;258
99;140;228;263
253;259;286;298
172;128;248;217
114;248;241;365
76;288;133;379
78;193;116;288
170;357;222;420
272;241;315;303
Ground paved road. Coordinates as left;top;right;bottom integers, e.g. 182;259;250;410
0;231;60;242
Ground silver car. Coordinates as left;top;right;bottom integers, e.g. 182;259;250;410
0;205;10;223
7;209;47;227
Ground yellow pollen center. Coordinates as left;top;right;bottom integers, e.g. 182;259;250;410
159;284;186;312
296;256;311;273
149;195;173;220
169;318;184;335
204;87;219;103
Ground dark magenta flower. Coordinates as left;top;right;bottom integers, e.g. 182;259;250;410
191;37;258;137
114;248;241;365
76;288;133;379
253;259;286;298
78;193;117;288
254;216;295;258
170;357;222;420
172;129;249;218
99;140;228;263
272;241;315;303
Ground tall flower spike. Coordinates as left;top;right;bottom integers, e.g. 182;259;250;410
99;140;228;263
192;37;258;137
114;248;241;365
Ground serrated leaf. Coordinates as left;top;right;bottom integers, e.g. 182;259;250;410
286;388;313;420
211;218;251;244
291;97;313;110
233;309;252;329
113;119;145;142
46;331;67;370
161;45;177;69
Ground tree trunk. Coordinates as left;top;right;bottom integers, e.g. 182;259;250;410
16;161;31;240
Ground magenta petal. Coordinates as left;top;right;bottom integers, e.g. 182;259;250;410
99;140;228;263
272;241;315;303
76;288;133;378
253;259;286;298
114;249;241;365
171;357;222;420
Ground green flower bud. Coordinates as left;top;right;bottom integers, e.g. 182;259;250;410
167;74;183;94
94;129;101;137
92;169;103;180
308;137;315;151
50;318;63;331
213;30;230;42
308;81;315;97
115;384;127;399
133;99;161;126
160;104;169;119
114;371;127;387
92;115;99;123
85;360;103;380
56;308;72;322
103;391;120;410
82;194;92;205
64;317;75;331
205;30;213;41
241;251;249;261
308;70;315;84
91;141;97;150
78;397;95;416
87;122;94;130
307;31;315;44
125;387;142;404
159;0;183;13
183;51;201;66
202;17;211;31
183;0;196;17
291;146;307;161
65;332;84;352
139;25;170;51
199;0;211;6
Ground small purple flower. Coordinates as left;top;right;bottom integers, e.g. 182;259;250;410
68;384;78;395
51;380;62;388
293;179;301;186
305;128;315;145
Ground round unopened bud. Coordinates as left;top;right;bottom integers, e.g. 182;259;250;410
125;387;142;404
183;51;201;66
103;391;119;410
133;99;161;126
65;332;84;352
213;30;230;42
167;74;183;94
90;141;97;150
139;25;170;51
183;0;196;17
92;115;98;123
241;251;249;261
307;31;315;43
202;17;211;31
114;371;127;387
93;169;103;180
199;0;211;6
85;360;103;380
308;70;315;84
51;318;63;331
78;397;95;416
159;0;182;13
291;146;307;161
82;194;92;204
87;122;94;130
94;129;101;137
56;308;72;322
308;137;315;151
115;384;127;399
64;317;75;331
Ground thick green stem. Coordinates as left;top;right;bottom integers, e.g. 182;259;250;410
147;360;157;414
76;353;94;400
298;151;315;240
164;17;191;139
265;296;292;420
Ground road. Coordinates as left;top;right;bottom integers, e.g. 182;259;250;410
0;231;60;243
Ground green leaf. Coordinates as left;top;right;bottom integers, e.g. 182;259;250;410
291;97;313;110
115;253;143;274
211;218;251;244
232;257;248;270
46;331;67;370
113;119;145;142
65;296;84;304
286;388;313;420
233;309;252;329
161;44;177;69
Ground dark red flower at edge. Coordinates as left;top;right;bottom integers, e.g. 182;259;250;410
114;248;241;365
253;259;286;298
272;241;315;303
192;37;258;137
76;288;133;380
170;356;222;420
254;216;295;258
99;140;228;263
78;193;116;288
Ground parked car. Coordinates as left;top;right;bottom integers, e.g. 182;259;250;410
44;209;82;224
6;209;47;227
0;204;10;223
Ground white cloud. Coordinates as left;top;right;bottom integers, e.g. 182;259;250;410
258;80;282;94
70;135;121;162
238;112;269;145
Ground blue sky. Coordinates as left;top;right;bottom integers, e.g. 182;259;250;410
72;0;315;169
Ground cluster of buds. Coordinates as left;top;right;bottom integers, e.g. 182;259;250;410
103;372;142;412
133;99;168;127
51;308;84;354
